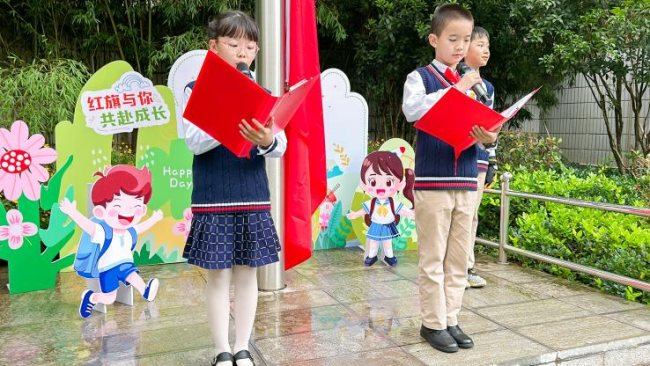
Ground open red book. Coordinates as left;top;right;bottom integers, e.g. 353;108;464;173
183;51;319;157
414;87;540;158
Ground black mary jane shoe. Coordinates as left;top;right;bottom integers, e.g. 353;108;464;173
212;352;234;366
364;256;378;267
233;350;255;366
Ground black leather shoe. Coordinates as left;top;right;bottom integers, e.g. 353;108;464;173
420;325;459;353
448;325;474;349
233;350;255;366
212;352;234;366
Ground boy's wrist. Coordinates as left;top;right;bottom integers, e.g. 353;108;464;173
454;84;468;93
260;136;275;150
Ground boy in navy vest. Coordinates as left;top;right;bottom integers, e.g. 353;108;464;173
402;4;499;353
465;26;496;289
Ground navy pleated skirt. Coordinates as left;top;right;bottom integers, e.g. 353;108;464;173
183;211;281;270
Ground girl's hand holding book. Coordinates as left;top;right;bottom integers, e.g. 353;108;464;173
239;117;275;149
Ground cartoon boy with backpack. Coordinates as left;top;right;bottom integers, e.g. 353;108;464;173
60;165;163;318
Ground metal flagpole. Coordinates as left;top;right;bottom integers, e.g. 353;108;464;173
255;0;286;291
284;0;290;90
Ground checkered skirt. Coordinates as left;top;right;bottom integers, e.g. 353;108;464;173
183;211;281;270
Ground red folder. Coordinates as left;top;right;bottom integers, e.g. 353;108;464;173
182;51;319;157
414;87;540;158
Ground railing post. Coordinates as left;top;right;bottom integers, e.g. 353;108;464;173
498;172;512;265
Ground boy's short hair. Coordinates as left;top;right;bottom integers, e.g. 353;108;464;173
208;10;259;42
91;166;153;207
431;4;474;36
472;26;490;41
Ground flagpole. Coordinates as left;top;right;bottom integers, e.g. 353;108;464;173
256;0;286;291
284;0;290;90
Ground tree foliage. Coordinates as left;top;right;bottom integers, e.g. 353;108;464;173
2;0;647;156
317;0;566;142
0;0;346;142
520;0;650;173
0;57;89;140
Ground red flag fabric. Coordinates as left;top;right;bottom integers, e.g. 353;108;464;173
283;0;327;270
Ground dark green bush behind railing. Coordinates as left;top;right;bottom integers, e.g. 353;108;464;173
478;132;650;304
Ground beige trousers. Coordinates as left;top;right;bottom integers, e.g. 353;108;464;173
415;189;476;330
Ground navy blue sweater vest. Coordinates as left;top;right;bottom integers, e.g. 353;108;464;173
477;149;490;172
477;79;495;172
413;66;478;191
186;82;271;214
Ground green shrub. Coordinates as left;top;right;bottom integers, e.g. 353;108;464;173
497;131;563;170
625;150;650;205
478;165;650;304
111;141;136;166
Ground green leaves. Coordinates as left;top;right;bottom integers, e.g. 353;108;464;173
316;0;348;42
479;159;650;304
0;58;89;142
497;131;564;171
519;0;650;172
315;201;351;250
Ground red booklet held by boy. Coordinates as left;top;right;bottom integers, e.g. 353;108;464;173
414;87;540;159
183;51;318;158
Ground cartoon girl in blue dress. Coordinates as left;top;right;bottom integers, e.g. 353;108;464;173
347;151;414;266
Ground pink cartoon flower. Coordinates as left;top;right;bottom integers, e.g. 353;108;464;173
0;209;38;250
0;121;57;201
173;208;193;239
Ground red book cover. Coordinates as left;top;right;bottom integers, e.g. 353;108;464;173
414;87;540;158
182;51;318;157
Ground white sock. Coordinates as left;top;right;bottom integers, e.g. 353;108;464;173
368;240;379;258
207;269;233;365
233;265;258;366
382;241;394;258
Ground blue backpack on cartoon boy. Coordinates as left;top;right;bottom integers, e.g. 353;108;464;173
74;217;138;279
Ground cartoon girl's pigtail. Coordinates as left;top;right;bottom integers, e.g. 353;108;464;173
403;168;415;209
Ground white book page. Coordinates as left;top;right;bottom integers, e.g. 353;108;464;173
289;79;308;92
500;88;540;119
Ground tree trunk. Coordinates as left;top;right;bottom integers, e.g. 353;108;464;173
599;94;626;174
586;73;627;173
104;0;126;61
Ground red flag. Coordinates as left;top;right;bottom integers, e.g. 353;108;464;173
283;0;327;270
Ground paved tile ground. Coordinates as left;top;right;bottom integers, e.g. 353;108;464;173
1;249;648;365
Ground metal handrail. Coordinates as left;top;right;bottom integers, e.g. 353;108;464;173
480;173;650;292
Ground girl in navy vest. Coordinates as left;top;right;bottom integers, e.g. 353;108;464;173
181;11;286;366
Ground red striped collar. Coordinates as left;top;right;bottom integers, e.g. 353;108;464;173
426;64;456;88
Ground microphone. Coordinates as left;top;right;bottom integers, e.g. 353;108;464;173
236;62;255;81
236;62;272;94
457;62;489;104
